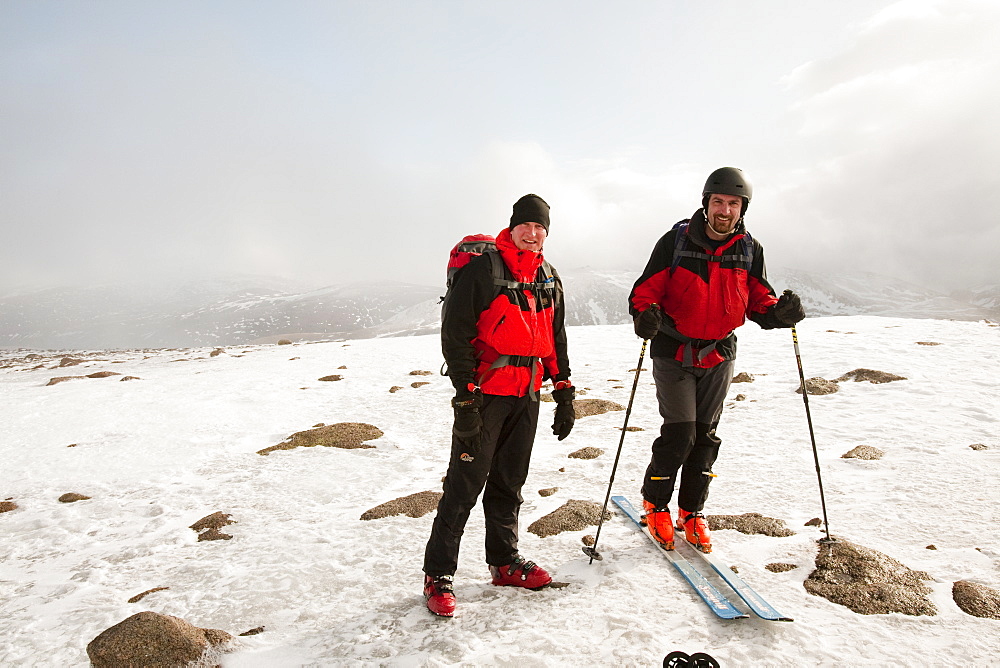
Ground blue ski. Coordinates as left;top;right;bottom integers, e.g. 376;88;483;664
675;539;794;622
611;496;748;620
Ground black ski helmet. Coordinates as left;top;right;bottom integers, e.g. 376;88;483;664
702;167;752;216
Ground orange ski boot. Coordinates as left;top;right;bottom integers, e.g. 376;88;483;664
676;507;712;553
641;500;675;549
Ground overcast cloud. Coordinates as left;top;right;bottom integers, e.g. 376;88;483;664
2;0;997;294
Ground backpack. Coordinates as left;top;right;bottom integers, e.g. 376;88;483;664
669;221;755;276
439;234;557;378
441;234;556;305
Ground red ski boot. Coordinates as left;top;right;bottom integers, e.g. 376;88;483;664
489;556;552;589
642;500;675;549
676;507;712;553
423;574;456;617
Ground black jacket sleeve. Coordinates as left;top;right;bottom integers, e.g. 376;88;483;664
441;254;493;391
546;266;571;383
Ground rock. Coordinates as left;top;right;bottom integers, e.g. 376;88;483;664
410;381;430;388
409;370;433;376
190;512;236;541
86;611;233;668
842;445;885;460
952;580;1000;619
969;443;988;451
926;545;937;550
258;423;384;455
582;535;596;546
538;487;558;497
766;563;798;573
707;513;795;537
796;377;839;395
277;339;292;345
318;375;343;382
87;371;121;378
120;376;141;381
527;499;611;538
835;368;907;384
128;587;170;603
0;500;18;513
916;341;941;346
805;518;822;527
46;376;83;386
58;492;91;503
239;626;266;636
732;372;754;383
58;357;83;367
210;348;225;357
389;386;403;393
734;394;747;401
568;447;604;460
360;491;442;520
573;399;626;417
804;538;936;616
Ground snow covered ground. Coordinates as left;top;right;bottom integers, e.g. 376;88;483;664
2;316;998;666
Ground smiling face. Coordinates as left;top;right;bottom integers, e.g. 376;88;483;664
511;221;547;251
704;193;744;239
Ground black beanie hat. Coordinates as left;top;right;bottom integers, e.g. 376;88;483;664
509;194;550;233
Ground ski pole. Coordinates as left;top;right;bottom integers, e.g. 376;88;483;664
789;317;836;546
584;338;648;563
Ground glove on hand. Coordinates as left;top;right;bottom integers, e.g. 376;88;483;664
773;290;806;326
551;386;576;441
451;388;484;456
634;304;662;340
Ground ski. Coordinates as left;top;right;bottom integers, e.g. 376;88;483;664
675;538;794;622
611;495;748;620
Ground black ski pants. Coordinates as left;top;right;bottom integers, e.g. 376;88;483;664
423;393;539;577
642;356;734;512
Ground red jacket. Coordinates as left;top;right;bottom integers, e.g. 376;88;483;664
629;211;780;367
442;228;570;396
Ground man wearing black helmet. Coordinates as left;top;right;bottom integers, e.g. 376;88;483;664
628;167;805;553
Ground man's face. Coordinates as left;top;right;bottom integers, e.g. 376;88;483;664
705;193;743;237
511;222;547;251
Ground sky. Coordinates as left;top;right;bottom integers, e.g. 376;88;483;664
2;317;999;664
2;0;998;295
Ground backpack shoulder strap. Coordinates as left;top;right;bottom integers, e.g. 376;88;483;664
670;221;689;276
487;249;556;294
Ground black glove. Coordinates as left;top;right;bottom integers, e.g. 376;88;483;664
451;388;484;458
634;304;662;340
773;290;806;326
551;386;576;441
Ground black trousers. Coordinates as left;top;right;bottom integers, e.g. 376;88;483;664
642;356;734;512
423;394;540;577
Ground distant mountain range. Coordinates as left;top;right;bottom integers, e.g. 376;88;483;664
1;269;996;350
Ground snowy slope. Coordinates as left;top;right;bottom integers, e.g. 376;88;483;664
1;317;999;666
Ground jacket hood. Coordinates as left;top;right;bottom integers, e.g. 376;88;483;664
496;227;545;282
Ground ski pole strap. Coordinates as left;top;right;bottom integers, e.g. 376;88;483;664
656;320;730;368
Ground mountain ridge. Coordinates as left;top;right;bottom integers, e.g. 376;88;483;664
1;269;996;350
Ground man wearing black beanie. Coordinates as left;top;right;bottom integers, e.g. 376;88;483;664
422;194;573;617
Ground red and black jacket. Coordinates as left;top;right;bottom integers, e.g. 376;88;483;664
442;228;570;396
629;210;783;367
